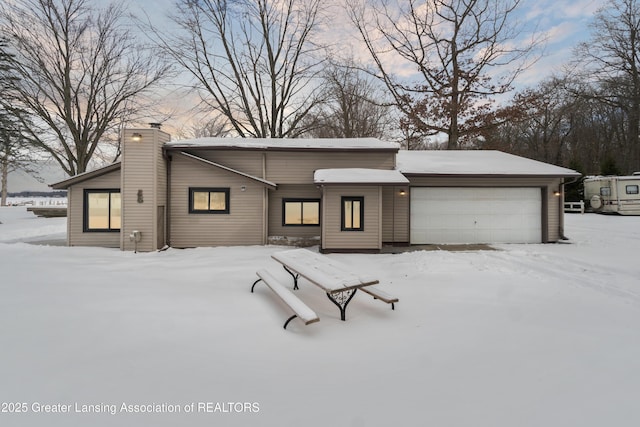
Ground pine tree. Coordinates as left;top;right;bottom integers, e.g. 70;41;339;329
0;37;36;206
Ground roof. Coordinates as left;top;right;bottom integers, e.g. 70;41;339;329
584;175;640;182
397;150;581;177
180;152;277;189
314;168;409;185
50;162;121;190
166;137;399;151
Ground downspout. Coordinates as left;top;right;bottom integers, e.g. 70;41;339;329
262;152;267;245
166;154;172;247
560;176;580;240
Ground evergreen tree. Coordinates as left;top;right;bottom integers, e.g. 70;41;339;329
0;37;36;206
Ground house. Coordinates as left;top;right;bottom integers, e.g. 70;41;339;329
51;128;581;252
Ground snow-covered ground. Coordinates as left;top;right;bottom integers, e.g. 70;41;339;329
0;207;638;427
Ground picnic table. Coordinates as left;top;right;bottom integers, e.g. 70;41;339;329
271;248;382;321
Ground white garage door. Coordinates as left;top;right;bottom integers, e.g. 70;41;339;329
410;187;542;244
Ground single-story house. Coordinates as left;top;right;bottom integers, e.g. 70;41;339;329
51;128;580;252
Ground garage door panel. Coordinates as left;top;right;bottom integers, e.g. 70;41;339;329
410;187;542;244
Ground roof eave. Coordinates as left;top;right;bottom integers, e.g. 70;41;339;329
401;172;582;179
49;162;122;190
165;145;398;153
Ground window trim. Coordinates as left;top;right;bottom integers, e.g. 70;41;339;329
341;196;364;231
188;187;230;214
626;184;639;195
83;189;121;232
282;198;321;227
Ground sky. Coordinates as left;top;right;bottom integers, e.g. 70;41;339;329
131;0;609;87
125;0;610;132
5;0;612;192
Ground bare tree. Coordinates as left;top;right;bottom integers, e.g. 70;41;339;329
301;60;394;139
153;0;324;138
175;114;233;139
0;37;38;206
348;0;541;149
0;0;170;176
574;0;640;173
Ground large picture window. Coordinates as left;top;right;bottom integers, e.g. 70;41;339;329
189;188;230;214
83;189;121;232
341;196;364;231
283;199;320;226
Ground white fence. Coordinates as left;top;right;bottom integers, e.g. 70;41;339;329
564;201;585;214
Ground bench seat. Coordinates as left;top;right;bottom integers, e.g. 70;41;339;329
359;285;398;310
252;269;320;329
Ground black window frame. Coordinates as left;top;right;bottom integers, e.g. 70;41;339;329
341;196;364;231
83;189;121;232
626;185;639;195
189;187;230;214
282;198;321;227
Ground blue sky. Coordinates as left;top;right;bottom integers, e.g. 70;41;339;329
132;0;609;89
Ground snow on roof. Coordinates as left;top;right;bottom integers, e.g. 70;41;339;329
397;150;581;177
314;168;409;185
165;137;399;151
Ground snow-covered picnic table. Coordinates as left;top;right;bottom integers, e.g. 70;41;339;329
271;248;394;321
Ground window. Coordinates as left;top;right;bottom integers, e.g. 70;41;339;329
341;196;364;231
83;189;121;232
626;185;639;195
600;187;611;196
189;188;230;214
283;199;320;226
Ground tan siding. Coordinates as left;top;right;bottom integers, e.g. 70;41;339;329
156;131;170;247
405;175;563;243
266;152;395;184
382;186;409;243
121;129;166;251
548;178;562;241
169;154;264;247
322;185;381;250
68;169;121;248
268;184;321;238
186;150;263;177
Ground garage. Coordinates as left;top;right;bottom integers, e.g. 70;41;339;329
410;187;542;244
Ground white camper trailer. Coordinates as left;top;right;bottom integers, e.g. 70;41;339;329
584;175;640;215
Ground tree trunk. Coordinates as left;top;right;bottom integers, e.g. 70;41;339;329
1;155;8;207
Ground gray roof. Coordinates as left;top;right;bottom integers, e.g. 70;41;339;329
165;137;399;151
314;168;409;185
397;150;581;177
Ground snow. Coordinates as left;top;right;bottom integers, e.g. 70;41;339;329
314;168;409;185
255;269;319;325
397;150;581;176
165;137;399;150
1;206;639;427
271;248;379;291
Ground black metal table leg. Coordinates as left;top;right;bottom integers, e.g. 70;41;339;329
326;289;357;321
282;265;300;290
